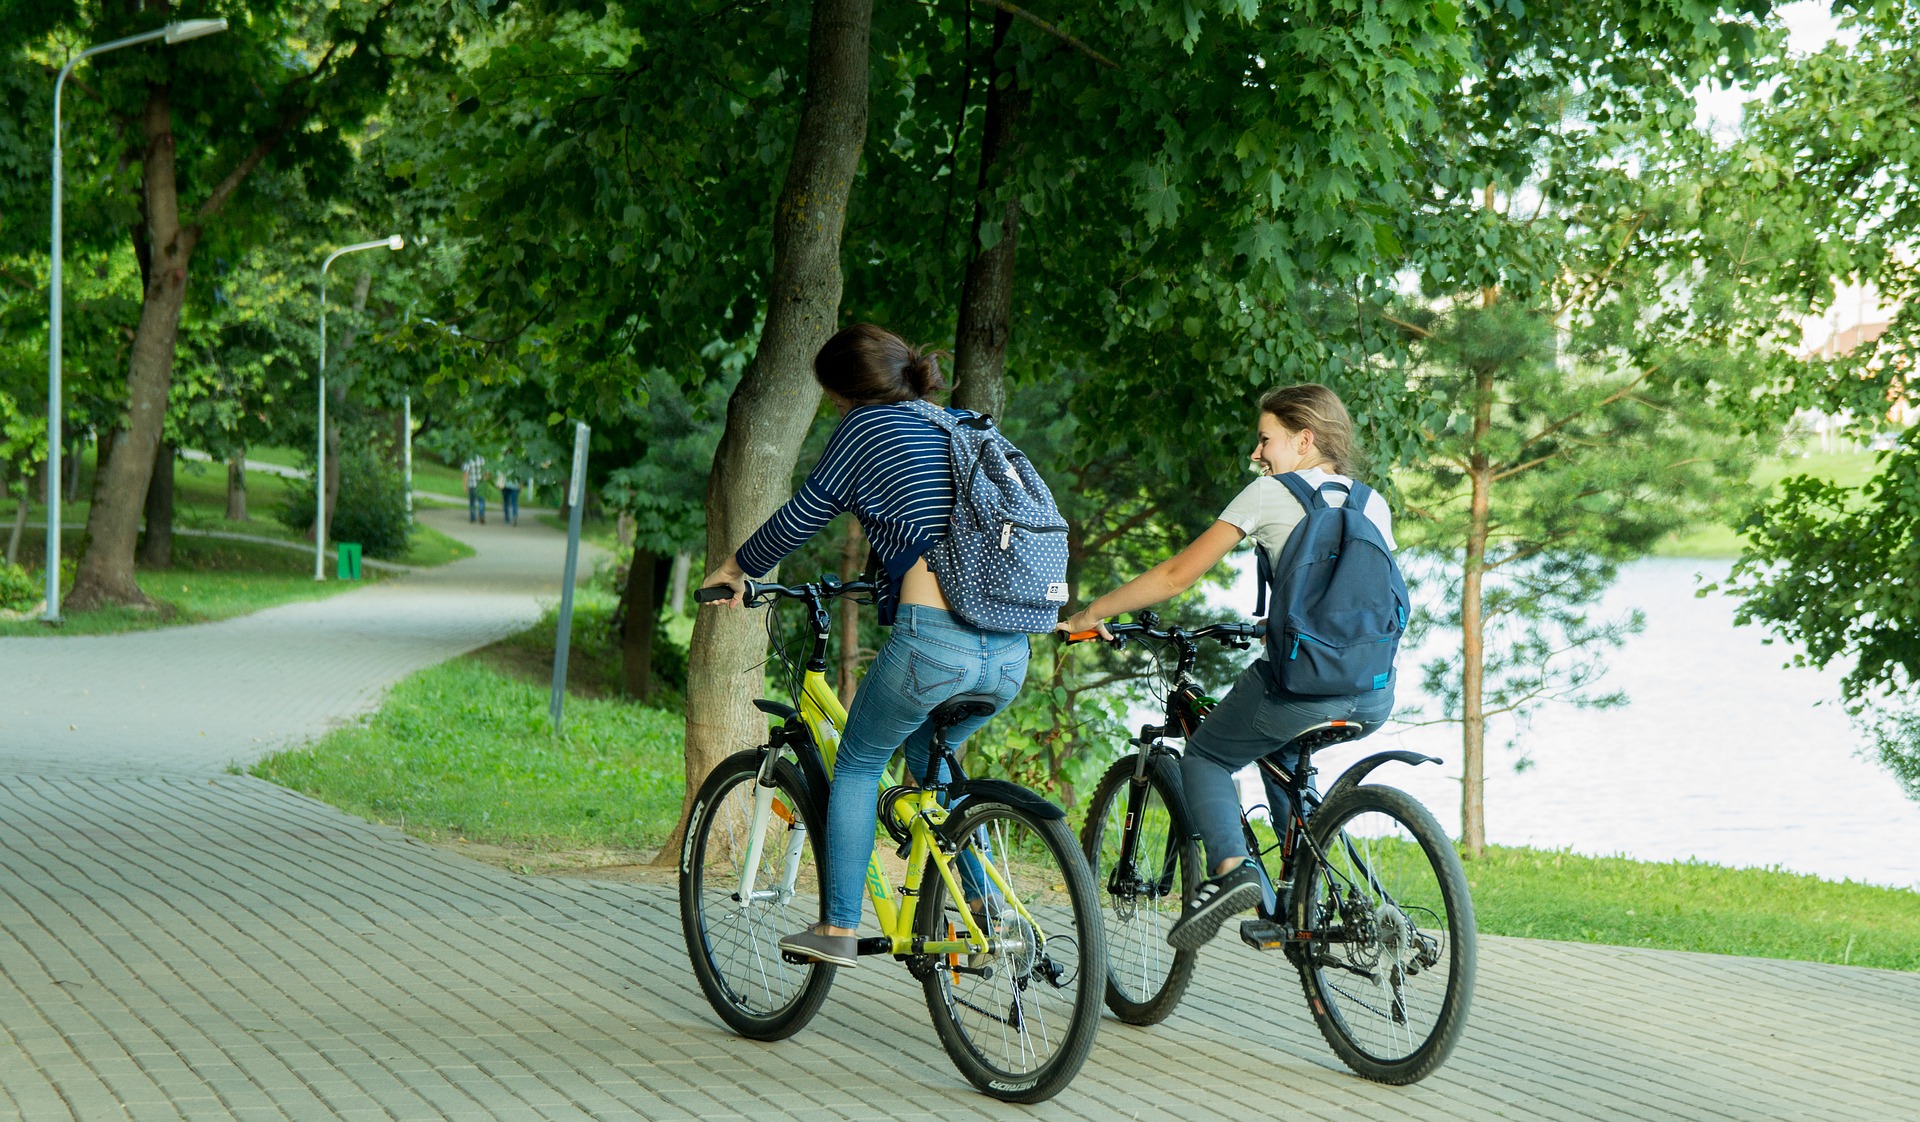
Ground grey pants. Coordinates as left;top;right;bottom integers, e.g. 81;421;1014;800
1180;661;1394;869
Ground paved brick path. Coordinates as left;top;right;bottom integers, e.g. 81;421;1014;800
3;513;1917;1120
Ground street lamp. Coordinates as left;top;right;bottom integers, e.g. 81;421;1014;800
45;17;228;623
315;236;405;580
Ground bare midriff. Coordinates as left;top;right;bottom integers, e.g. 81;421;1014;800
897;555;951;611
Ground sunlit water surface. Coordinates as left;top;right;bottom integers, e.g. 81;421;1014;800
1207;556;1920;892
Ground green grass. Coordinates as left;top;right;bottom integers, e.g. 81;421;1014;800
250;653;684;859
402;523;476;567
1657;449;1884;559
1466;845;1920;972
1;534;375;637
248;444;473;498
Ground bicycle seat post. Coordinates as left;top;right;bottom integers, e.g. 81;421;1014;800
925;694;999;786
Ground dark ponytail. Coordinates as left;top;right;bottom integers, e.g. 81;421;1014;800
814;323;949;407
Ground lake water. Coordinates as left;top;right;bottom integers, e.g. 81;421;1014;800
1208;556;1920;892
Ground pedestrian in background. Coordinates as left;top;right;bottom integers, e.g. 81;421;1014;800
463;455;487;524
498;470;520;526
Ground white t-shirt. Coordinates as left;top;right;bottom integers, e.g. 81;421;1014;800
1216;468;1397;572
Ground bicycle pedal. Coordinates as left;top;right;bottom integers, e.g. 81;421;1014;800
1239;918;1289;951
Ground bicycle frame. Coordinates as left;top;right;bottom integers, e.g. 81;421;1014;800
728;581;1042;964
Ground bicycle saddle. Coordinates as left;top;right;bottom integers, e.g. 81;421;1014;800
1283;720;1367;756
930;694;1001;731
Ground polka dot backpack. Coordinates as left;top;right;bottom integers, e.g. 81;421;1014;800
904;399;1071;633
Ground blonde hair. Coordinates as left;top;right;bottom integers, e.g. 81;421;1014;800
1258;384;1361;476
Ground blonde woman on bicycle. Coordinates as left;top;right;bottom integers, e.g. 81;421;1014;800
1059;383;1398;951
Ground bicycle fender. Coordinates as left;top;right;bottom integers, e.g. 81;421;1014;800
1322;750;1442;808
939;779;1066;840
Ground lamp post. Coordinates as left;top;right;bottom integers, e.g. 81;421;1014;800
44;17;227;623
315;236;404;580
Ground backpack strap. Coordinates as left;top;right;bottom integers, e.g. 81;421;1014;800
1272;471;1327;512
1345;479;1374;514
1254;535;1272;617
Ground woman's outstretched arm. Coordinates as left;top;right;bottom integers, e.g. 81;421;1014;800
1059;520;1245;636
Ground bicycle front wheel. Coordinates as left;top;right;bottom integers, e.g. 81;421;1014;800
1079;754;1199;1024
1291;783;1475;1084
679;749;835;1041
918;797;1105;1103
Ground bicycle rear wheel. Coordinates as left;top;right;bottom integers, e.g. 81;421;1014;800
679;749;835;1040
1079;754;1198;1024
918;797;1105;1103
1291;783;1475;1084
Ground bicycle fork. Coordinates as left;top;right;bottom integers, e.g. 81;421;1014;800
735;751;804;909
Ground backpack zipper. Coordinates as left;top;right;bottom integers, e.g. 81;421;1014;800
999;519;1069;549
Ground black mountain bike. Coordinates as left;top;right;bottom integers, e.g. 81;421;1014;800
1066;612;1476;1085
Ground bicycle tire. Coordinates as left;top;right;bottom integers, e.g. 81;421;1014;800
679;749;835;1041
917;796;1105;1103
1290;783;1475;1084
1079;754;1200;1024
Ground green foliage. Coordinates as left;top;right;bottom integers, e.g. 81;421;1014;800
0;559;36;611
276;441;414;560
1709;1;1920;801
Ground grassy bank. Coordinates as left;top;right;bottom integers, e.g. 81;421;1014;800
1;535;381;637
1465;845;1919;971
1656;449;1883;559
255;621;1920;969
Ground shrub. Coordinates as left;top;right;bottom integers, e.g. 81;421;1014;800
0;561;38;612
277;443;413;560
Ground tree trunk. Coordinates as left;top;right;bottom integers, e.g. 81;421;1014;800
140;441;175;569
622;547;662;699
838;518;866;706
1460;361;1494;858
226;452;247;521
323;273;374;541
950;9;1028;419
68;90;196;612
662;0;873;866
65;436;82;503
4;463;24;567
7;492;27;568
666;549;691;616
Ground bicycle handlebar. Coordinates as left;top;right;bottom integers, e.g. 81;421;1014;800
1056;615;1265;648
696;577;879;608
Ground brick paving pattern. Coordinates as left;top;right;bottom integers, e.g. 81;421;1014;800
3;511;1916;1120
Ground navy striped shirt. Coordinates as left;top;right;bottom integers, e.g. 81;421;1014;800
735;402;956;625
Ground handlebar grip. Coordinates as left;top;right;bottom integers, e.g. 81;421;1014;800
1056;629;1103;643
694;585;734;604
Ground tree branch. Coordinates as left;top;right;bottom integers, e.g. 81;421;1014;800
1083;501;1162;553
973;1;1118;69
1511;363;1660;459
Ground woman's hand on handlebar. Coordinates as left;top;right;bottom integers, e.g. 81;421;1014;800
697;555;748;609
1056;608;1113;642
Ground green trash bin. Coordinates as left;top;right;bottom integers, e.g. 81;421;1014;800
336;542;362;581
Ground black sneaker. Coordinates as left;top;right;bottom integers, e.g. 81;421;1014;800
1167;862;1264;951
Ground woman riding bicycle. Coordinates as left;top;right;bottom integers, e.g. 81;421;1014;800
699;323;1028;968
1059;383;1398;952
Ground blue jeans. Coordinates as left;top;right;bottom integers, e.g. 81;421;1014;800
501;487;519;524
467;487;485;522
1181;661;1394;870
824;605;1030;929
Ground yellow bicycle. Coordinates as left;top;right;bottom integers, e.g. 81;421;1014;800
678;576;1106;1103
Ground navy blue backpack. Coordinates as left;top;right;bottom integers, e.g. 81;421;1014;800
1254;474;1410;697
